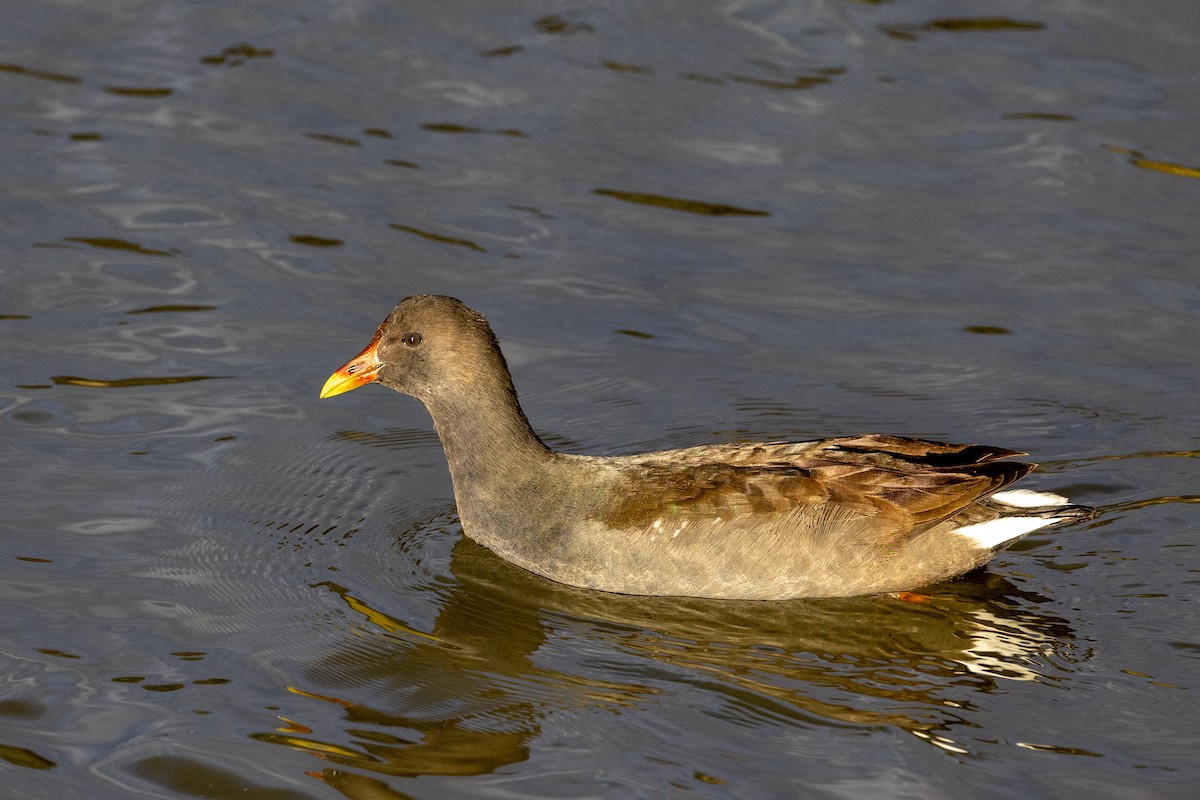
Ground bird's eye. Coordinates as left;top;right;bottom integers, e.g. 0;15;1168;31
401;331;423;347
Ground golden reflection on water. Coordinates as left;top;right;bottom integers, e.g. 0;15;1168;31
50;375;227;388
198;43;274;67
125;304;218;314
62;236;175;256
917;18;1044;32
254;532;1086;782
0;742;56;770
306;132;362;148
0;61;81;83
388;224;487;253
1105;494;1200;511
102;86;174;97
1107;146;1200;180
724;71;834;91
881;17;1045;41
592;188;770;217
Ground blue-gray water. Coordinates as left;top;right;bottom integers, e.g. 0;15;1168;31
2;1;1197;797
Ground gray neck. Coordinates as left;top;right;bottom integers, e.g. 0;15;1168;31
422;376;555;500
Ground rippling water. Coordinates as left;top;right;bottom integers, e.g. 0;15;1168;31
2;1;1197;797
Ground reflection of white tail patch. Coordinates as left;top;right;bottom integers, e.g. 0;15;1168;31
992;489;1069;508
961;609;1052;682
955;516;1062;549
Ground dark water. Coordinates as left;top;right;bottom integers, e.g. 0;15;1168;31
2;1;1198;797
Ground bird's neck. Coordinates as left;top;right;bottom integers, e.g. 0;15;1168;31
423;374;555;495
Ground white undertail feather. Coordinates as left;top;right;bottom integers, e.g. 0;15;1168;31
955;490;1077;550
991;489;1069;508
954;516;1062;549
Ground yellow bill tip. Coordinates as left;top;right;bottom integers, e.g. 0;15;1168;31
319;371;362;399
319;338;382;399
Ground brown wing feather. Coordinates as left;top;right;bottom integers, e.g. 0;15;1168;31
599;436;1034;543
823;434;1027;466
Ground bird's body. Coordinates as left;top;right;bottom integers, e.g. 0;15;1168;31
321;295;1094;600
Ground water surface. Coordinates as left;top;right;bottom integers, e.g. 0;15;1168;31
2;1;1197;798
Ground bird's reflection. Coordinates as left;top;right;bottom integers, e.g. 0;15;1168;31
254;515;1085;792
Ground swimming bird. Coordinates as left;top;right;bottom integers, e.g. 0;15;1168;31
320;295;1094;600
